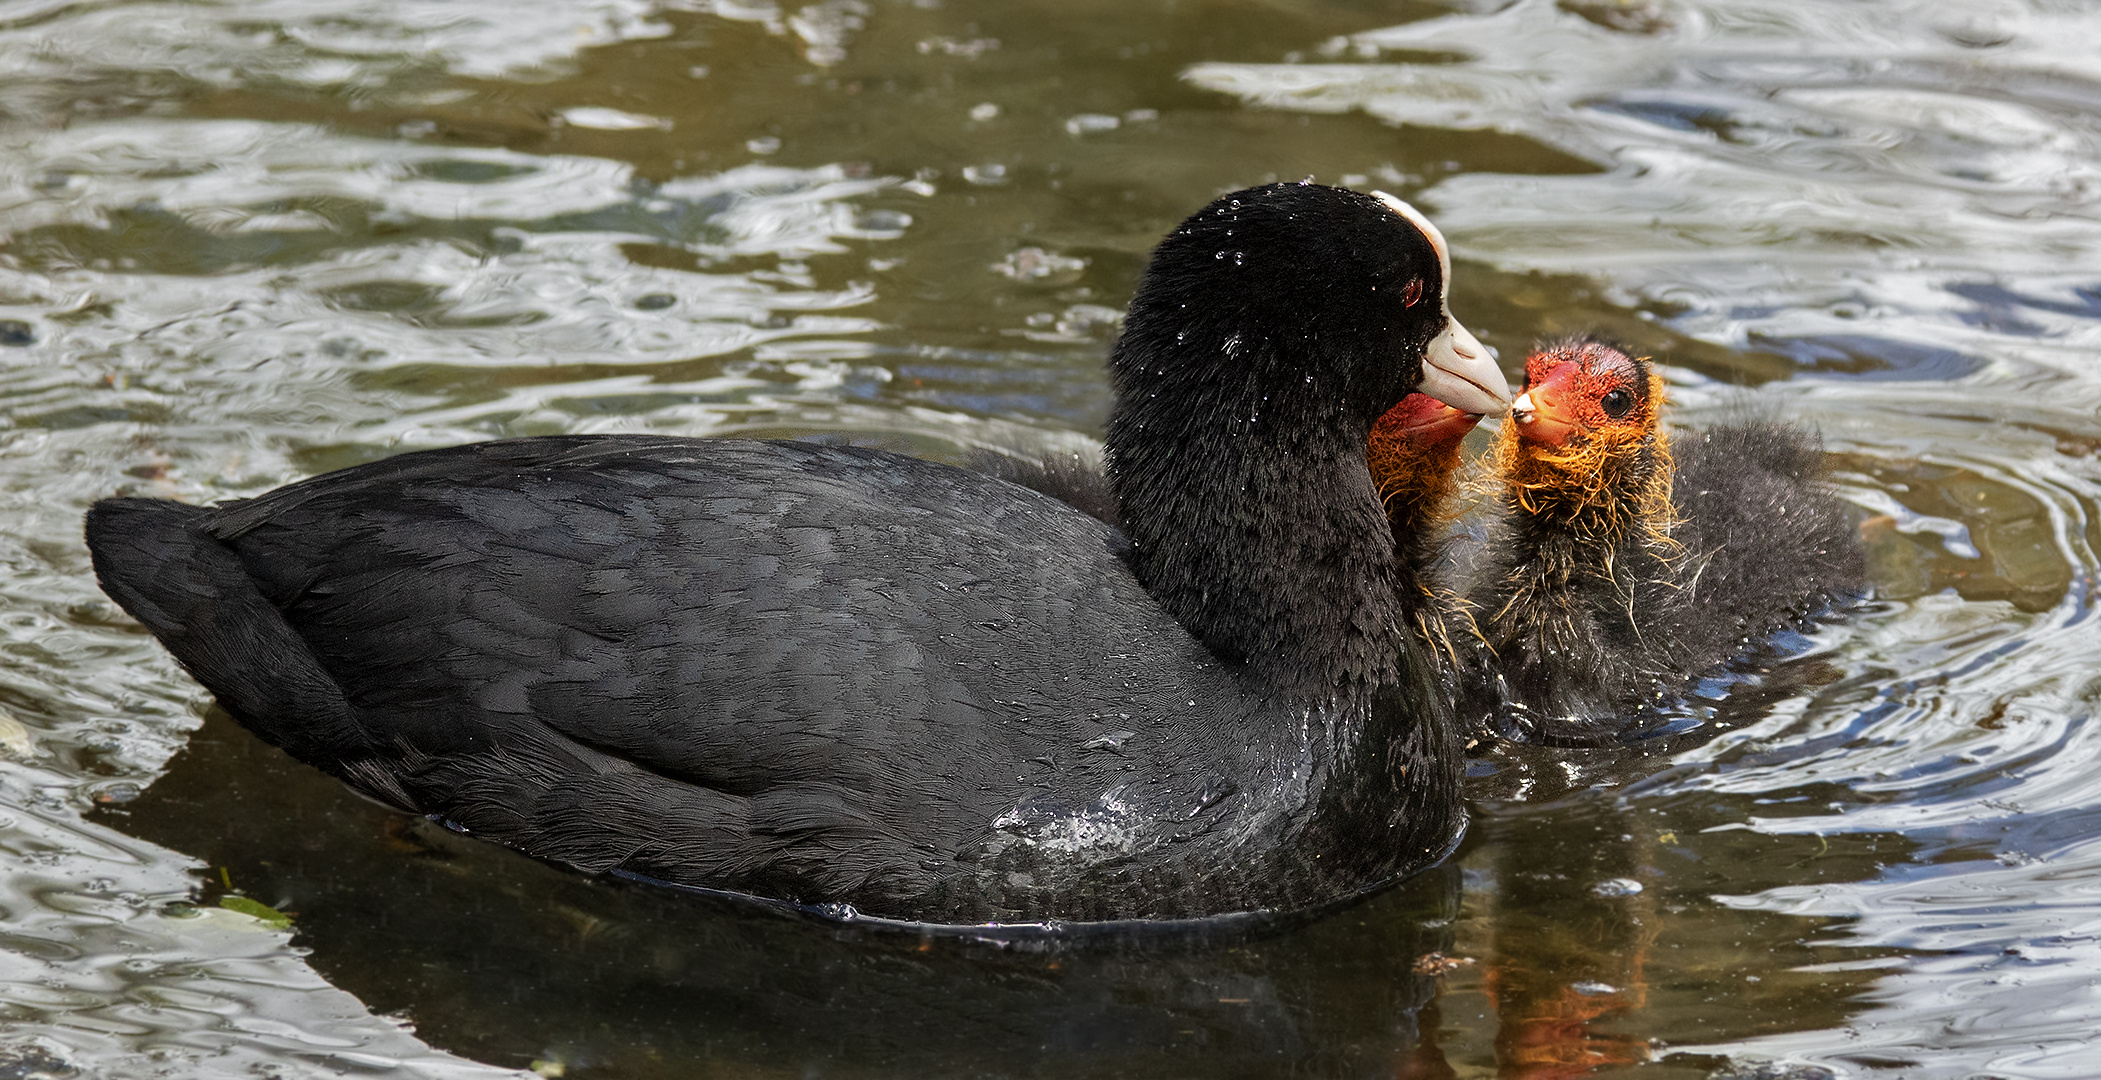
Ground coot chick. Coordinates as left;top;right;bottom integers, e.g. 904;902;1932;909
1365;392;1483;658
86;183;1512;928
1466;340;1864;743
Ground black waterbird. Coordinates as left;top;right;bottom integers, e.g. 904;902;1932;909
85;182;1512;929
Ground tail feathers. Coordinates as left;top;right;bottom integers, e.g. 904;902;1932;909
85;497;413;811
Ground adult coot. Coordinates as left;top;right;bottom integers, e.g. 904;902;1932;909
1465;340;1864;743
85;183;1512;928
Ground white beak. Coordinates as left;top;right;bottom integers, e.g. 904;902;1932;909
1416;316;1511;417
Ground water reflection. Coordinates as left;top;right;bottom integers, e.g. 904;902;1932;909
110;708;1459;1078
4;0;2101;1075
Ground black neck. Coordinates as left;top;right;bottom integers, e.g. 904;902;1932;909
1106;330;1409;697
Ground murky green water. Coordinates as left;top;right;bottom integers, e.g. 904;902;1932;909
4;0;2099;1076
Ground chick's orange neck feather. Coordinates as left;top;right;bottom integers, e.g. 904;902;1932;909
1365;393;1478;533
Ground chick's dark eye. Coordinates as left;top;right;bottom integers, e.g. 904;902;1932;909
1598;387;1635;418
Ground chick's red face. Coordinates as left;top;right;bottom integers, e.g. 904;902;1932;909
1511;343;1649;448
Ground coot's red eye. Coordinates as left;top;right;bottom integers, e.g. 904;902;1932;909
1599;387;1635;418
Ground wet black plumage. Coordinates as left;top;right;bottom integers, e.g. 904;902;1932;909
86;183;1512;927
969;447;1120;530
1463;340;1866;743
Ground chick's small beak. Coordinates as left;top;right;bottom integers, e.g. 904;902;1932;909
1416;317;1512;418
1509;364;1583;448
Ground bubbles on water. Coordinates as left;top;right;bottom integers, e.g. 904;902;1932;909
1012;303;1123;344
560;107;672;131
89;782;141;805
920;37;1001;59
1064;113;1121;136
992;247;1087;283
853;209;911;237
789;0;869;66
1592;877;1643;897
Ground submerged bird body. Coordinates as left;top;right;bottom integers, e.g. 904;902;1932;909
1467;341;1864;742
87;183;1512;927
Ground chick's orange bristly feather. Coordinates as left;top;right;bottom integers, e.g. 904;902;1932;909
1367;393;1477;528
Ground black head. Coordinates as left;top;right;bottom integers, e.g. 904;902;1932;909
1108;182;1498;439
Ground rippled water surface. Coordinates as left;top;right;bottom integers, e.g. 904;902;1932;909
4;0;2100;1076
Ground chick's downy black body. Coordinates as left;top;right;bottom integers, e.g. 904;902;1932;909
1466;341;1865;742
87;183;1513;928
